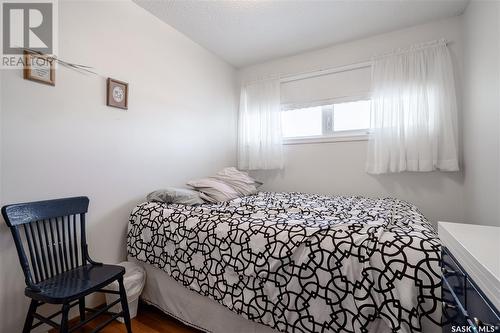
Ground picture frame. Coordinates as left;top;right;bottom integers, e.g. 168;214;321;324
106;78;129;110
23;51;56;86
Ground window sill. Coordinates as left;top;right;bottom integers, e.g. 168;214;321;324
283;133;369;145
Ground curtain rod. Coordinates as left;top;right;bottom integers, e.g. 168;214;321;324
372;38;449;60
279;60;372;84
240;60;372;86
280;39;450;84
243;39;451;86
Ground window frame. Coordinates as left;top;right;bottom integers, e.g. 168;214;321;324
281;96;371;145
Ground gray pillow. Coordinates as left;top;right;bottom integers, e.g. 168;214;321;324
146;187;205;205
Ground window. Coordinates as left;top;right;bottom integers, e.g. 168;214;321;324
281;99;370;143
281;106;323;138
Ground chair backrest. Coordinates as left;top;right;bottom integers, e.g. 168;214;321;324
2;197;90;290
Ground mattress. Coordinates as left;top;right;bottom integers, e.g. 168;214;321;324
127;192;441;333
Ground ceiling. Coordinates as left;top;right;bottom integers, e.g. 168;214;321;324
133;0;469;68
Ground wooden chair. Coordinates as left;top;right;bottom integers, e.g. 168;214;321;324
1;196;132;333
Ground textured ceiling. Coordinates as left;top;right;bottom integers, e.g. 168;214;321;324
133;0;468;68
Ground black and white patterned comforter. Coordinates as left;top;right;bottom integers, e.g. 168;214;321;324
127;192;441;333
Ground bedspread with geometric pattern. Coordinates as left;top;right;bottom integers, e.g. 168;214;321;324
127;192;441;333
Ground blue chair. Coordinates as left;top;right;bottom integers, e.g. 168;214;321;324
1;196;132;333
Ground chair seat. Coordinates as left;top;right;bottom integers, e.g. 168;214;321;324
25;264;125;304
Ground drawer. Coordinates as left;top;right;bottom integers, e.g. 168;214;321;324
442;247;466;305
465;278;500;333
442;305;473;333
442;277;469;332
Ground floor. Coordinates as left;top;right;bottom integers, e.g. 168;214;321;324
50;303;201;333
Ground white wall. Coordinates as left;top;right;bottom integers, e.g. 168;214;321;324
462;1;500;227
239;16;465;225
0;1;237;332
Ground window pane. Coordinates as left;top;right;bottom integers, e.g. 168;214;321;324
282;106;322;137
333;100;370;132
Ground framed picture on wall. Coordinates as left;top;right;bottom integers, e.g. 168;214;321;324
106;78;128;110
23;52;56;86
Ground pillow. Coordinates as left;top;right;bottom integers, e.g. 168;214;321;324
212;167;262;196
186;178;240;203
146;187;205;205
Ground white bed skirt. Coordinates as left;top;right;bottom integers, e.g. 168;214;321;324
130;258;438;333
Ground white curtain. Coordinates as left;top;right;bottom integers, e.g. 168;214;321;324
238;78;284;170
366;40;459;174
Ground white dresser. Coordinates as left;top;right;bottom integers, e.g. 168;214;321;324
438;222;500;333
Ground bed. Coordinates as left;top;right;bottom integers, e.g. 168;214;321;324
127;192;441;333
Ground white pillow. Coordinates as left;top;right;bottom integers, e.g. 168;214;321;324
186;178;240;203
212;167;261;196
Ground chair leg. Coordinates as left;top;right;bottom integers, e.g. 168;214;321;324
79;297;85;322
118;276;132;333
22;299;38;333
60;303;70;333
